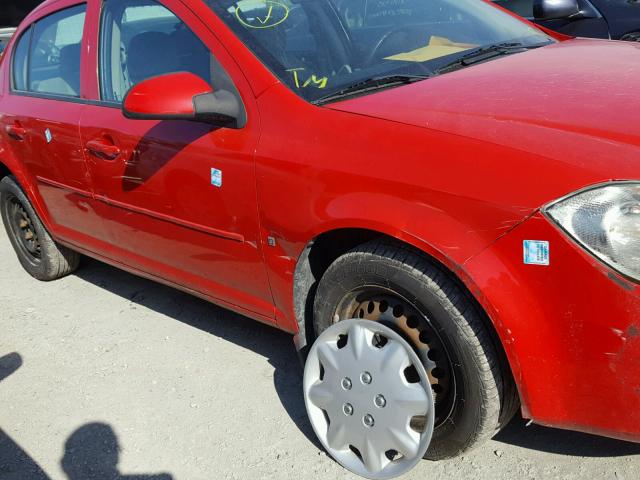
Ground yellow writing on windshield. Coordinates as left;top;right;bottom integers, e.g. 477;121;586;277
235;0;289;29
304;75;328;89
288;68;329;89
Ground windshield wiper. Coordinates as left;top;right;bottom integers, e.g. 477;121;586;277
312;41;549;104
313;74;430;105
434;41;550;75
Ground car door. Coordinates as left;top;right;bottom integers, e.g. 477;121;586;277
0;3;108;241
493;0;610;38
79;0;274;319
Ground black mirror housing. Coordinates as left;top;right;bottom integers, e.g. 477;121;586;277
194;90;246;129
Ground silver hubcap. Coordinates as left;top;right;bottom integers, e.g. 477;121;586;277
303;319;435;479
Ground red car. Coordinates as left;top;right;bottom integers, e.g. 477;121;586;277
0;0;638;477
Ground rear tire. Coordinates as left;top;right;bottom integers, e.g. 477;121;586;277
0;176;80;281
313;240;519;460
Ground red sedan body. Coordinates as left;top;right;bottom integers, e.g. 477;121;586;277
1;0;639;447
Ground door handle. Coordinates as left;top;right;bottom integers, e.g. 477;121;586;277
6;124;27;141
85;138;121;160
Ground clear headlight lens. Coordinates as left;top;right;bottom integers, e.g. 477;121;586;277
546;183;640;281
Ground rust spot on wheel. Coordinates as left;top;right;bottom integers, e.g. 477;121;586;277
336;289;455;427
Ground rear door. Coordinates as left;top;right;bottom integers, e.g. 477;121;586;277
0;3;107;242
79;0;274;319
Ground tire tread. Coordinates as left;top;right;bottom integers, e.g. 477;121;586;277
0;176;80;281
314;239;519;459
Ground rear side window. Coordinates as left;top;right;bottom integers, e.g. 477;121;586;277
100;0;215;102
12;4;86;97
12;29;30;91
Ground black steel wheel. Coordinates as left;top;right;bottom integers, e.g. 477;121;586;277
4;192;43;264
333;287;456;432
0;176;80;281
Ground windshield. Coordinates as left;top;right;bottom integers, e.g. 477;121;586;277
203;0;552;102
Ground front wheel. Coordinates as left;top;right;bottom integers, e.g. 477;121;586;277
0;176;80;281
312;240;519;460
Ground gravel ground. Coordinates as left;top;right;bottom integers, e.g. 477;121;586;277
1;232;639;480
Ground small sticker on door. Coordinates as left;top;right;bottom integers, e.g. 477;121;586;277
211;168;222;188
523;240;550;266
44;128;52;144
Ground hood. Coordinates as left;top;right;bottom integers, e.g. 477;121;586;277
329;38;640;183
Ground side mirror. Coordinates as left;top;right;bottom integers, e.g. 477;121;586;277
533;0;580;21
123;72;244;128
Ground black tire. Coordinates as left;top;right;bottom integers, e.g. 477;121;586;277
0;176;80;281
313;240;519;460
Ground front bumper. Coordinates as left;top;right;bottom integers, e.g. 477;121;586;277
465;211;640;442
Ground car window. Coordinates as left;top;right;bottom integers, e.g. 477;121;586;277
101;0;226;103
12;28;30;91
18;4;86;97
492;0;534;18
218;0;351;92
205;0;551;103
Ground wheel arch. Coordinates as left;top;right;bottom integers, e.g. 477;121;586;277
293;227;515;373
292;225;464;348
0;155;52;232
292;226;522;421
0;159;11;180
0;155;31;195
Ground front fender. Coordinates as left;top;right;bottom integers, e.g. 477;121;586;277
255;84;536;333
464;212;640;441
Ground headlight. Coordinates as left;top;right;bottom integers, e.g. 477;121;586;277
545;182;640;281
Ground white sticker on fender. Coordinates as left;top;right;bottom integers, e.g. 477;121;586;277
210;168;222;188
523;240;550;266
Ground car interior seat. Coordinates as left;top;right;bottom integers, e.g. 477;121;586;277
32;43;81;96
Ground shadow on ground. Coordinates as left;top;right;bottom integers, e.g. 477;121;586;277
0;351;50;479
72;257;321;450
0;352;173;480
3;257;640;479
494;415;640;458
61;422;172;480
71;257;640;459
